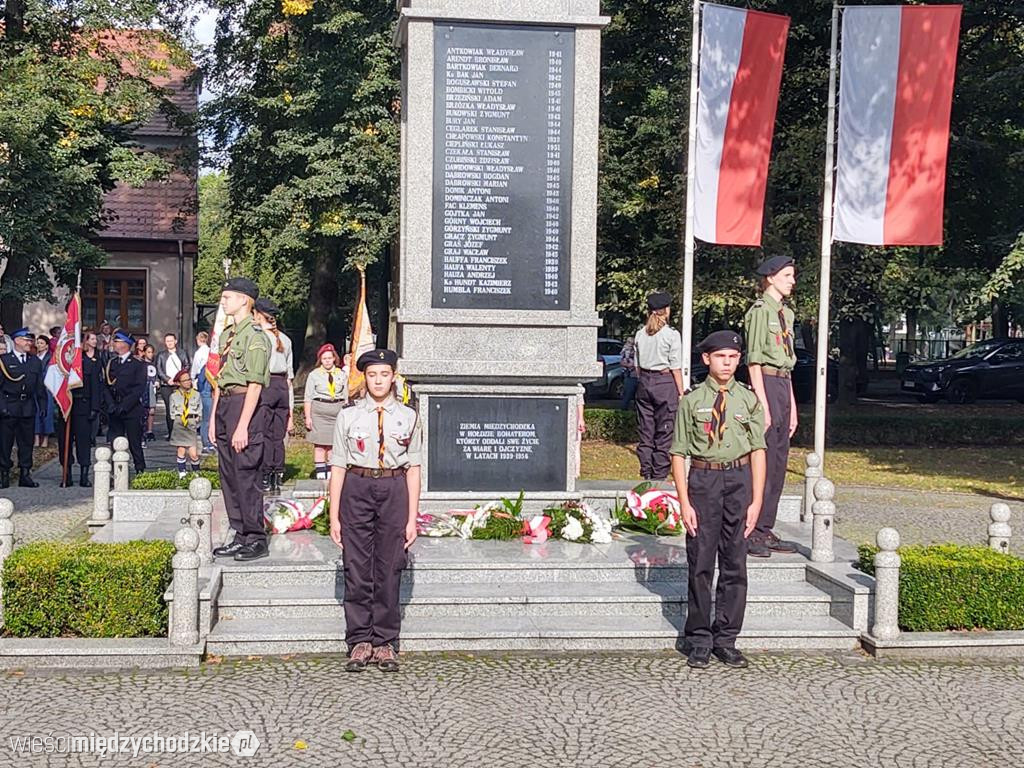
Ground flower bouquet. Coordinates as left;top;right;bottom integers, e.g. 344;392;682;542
264;496;327;535
543;500;614;544
614;484;683;536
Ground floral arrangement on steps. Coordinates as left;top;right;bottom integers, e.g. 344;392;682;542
612;483;684;536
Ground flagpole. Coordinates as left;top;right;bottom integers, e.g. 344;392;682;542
681;0;701;390
61;408;72;487
813;2;840;469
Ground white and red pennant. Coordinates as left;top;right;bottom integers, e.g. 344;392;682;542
44;292;83;419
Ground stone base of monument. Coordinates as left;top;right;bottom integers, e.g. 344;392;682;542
0;638;204;670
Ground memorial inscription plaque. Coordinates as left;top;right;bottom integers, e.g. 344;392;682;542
432;22;575;310
428;396;568;492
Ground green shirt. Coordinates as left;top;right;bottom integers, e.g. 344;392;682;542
744;292;797;370
216;315;270;389
670;377;767;462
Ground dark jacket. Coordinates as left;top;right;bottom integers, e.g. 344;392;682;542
72;352;103;417
0;351;45;418
155;348;191;386
102;354;147;418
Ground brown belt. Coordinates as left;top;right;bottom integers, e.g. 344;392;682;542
761;366;792;379
218;385;249;397
346;466;407;479
691;454;751;471
638;368;672;375
270;372;289;378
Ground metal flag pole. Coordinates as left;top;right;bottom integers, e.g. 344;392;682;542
813;2;841;469
681;0;701;390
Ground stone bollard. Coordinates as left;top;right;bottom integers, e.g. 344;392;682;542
170;527;200;647
803;452;822;524
91;446;113;524
810;477;836;563
112;437;131;491
988;503;1012;554
0;499;13;614
188;477;214;566
872;527;901;641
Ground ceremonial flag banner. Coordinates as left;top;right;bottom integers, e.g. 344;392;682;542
833;4;962;246
45;292;83;419
206;303;230;385
694;3;789;246
347;268;376;395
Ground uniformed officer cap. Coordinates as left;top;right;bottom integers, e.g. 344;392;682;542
10;327;31;339
254;297;280;318
646;291;672;311
698;330;744;353
357;348;398;372
113;330;134;345
222;277;259;299
755;255;795;276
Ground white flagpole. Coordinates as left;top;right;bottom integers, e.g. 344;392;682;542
813;2;840;469
681;0;701;390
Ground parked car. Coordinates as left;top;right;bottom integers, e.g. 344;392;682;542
901;338;1024;404
690;347;837;403
585;338;626;398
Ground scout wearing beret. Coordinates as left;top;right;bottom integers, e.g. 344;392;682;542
670;330;766;669
328;348;421;673
0;328;46;488
253;298;294;493
210;277;272;562
743;256;799;557
168;368;202;478
633;291;685;480
303;342;349;480
102;330;148;476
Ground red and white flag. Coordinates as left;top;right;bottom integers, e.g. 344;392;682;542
205;303;231;386
693;4;789;246
833;5;961;245
45;292;84;419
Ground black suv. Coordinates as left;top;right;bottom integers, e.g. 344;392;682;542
901;338;1024;404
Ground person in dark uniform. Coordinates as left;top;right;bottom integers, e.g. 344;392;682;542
254;298;293;493
671;330;766;670
634;291;684;480
0;328;45;488
102;330;147;474
57;330;102;487
744;255;799;557
328;349;421;673
210;277;271;562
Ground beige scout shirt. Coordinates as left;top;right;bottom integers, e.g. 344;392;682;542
304;365;348;403
330;396;422;469
634;325;683;371
216;316;271;389
744;293;797;371
670;377;766;463
169;389;202;427
264;328;295;409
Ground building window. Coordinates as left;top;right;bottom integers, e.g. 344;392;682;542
82;269;147;334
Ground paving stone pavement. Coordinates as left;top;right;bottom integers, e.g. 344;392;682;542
0;652;1022;767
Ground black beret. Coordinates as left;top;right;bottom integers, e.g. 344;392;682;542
356;348;398;372
254;297;280;317
222;277;259;299
755;255;795;276
698;330;744;353
646;291;672;311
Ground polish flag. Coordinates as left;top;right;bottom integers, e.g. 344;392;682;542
205;303;230;385
833;5;962;246
45;292;83;419
694;4;789;246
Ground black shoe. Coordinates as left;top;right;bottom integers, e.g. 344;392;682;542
18;472;39;488
80;468;92;488
234;540;269;562
687;647;712;669
712;647;749;668
764;531;798;554
59;477;73;488
260;473;272;493
0;471;9;489
212;540;246;557
747;536;772;558
272;471;283;493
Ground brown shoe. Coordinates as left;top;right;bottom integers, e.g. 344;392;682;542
372;644;400;672
345;642;373;672
746;535;771;558
764;532;798;553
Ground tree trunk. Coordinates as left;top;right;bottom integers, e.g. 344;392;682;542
855;317;870;395
300;246;341;373
837;318;859;405
992;298;1009;338
0;252;28;332
905;308;918;359
4;0;26;39
800;319;815;354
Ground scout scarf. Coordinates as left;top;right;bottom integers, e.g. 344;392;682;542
319;366;336;399
708;386;728;446
180;390;194;426
777;309;794;357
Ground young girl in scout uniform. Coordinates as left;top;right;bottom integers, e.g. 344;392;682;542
254;299;294;493
743;255;799;557
327;349;421;673
634;291;685;480
168;369;202;478
670;330;766;670
303;343;348;480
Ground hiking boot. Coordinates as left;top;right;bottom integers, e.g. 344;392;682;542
764;531;797;553
346;642;373;672
372;644;400;672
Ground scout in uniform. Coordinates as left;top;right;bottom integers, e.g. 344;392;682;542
634;291;685;480
102;330;147;474
303;343;348;479
209;277;272;562
671;330;766;669
328;349;421;673
254;298;294;493
744;255;799;557
0;328;45;488
57;329;102;487
168;369;202;478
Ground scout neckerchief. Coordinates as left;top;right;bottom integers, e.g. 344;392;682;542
376;407;386;468
0;355;25;383
777;309;794;357
180;389;193;426
709;384;728;446
320;365;336;399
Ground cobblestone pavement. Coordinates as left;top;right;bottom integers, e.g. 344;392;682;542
0;653;1022;767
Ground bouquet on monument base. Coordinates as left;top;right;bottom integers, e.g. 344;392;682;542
542;500;614;544
613;484;683;536
264;496;327;535
417;493;527;540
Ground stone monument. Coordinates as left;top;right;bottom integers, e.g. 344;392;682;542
395;0;608;509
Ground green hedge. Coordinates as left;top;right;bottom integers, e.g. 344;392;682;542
857;544;1024;631
2;540;175;638
130;470;221;490
583;408;637;443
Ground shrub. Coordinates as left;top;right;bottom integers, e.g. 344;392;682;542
583;408;637;443
2;540;176;638
130;470;221;490
857;544;1024;632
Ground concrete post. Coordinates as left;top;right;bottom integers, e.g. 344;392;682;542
112;436;130;491
988;502;1012;554
810;477;835;563
803;452;822;524
0;499;13;616
90;446;113;525
169;526;200;647
871;527;901;642
188;477;214;566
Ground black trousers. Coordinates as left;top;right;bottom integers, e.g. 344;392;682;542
216;393;267;546
755;375;792;537
684;463;751;649
261;374;290;473
107;411;146;471
635;370;679;480
57;402;95;470
0;414;34;471
341;472;409;650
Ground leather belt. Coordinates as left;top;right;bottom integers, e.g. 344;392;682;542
346;466;407;479
761;366;792;379
691;454;751;471
638;368;672;375
219;385;249;397
4;393;30;400
270;372;289;378
313;397;344;403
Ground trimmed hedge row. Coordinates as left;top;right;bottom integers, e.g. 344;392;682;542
130;470;221;490
1;540;175;638
857;544;1024;632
